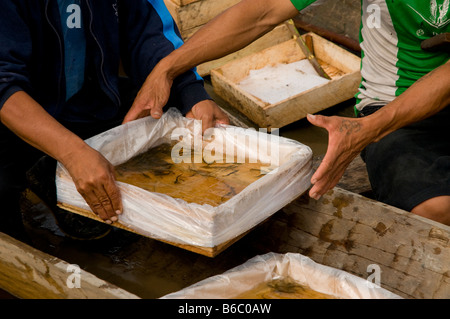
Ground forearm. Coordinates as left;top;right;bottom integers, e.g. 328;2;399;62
361;62;450;143
0;91;88;166
159;0;299;80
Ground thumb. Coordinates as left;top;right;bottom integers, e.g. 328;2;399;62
122;101;146;124
306;113;327;129
216;110;230;125
150;105;164;119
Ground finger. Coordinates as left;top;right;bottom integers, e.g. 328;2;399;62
122;101;149;124
307;113;328;130
103;177;123;217
95;187;117;222
185;110;194;119
215;109;230;125
78;178;121;223
201;113;214;134
81;189;112;223
150;105;164;119
309;156;335;199
309;158;350;200
311;156;332;185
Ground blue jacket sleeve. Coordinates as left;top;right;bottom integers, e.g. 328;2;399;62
0;2;33;111
119;0;211;115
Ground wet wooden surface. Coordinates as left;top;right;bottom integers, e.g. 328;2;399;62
0;231;139;299
2;2;448;299
4;182;448;299
280;190;450;299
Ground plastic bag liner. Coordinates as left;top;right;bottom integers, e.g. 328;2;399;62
55;108;313;248
161;252;402;299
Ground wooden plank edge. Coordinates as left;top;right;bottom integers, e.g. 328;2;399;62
57;202;251;258
0;232;140;299
281;187;450;299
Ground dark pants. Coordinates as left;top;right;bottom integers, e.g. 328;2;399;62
0;124;45;235
360;105;450;212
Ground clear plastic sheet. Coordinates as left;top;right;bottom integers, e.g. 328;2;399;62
161;252;402;299
55;108;313;247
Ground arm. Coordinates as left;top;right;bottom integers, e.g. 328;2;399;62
307;61;450;199
122;0;300;124
120;0;229;128
0;2;121;222
0;92;122;223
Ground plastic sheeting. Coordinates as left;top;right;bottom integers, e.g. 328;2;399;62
55;108;312;248
161;252;402;299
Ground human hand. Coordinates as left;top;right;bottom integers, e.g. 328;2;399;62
186;100;230;133
122;62;173;124
62;144;122;224
306;114;371;200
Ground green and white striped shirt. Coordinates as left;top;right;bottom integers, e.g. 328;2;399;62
290;0;450;111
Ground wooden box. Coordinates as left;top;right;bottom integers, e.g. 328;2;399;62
163;0;295;76
211;32;362;128
55;109;313;258
196;24;294;77
164;0;240;40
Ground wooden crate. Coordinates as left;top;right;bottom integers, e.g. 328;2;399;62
164;0;239;40
197;24;294;77
211;32;362;129
54;109;313;258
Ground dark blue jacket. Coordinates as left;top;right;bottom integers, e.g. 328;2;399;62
0;0;210;123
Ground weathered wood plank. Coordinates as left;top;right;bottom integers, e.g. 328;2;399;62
196;24;294;76
275;188;450;299
5;184;448;299
0;232;140;299
57;201;253;258
164;0;240;36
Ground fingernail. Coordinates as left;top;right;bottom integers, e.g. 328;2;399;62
111;216;118;222
307;114;315;120
311;178;317;184
311;193;320;200
116;210;122;215
105;220;112;224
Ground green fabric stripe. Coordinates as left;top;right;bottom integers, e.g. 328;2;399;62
289;0;318;11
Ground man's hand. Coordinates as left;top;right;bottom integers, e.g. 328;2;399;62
122;61;173;124
62;144;122;224
186;100;230;133
306;114;373;200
